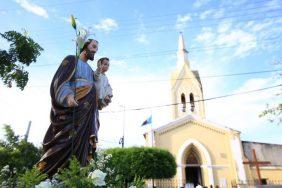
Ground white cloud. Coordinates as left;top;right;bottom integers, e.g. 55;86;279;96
212;8;225;19
205;77;281;136
193;0;211;8
94;18;118;33
245;21;255;28
110;59;127;68
251;20;274;32
199;10;213;20
15;0;48;18
214;29;257;57
264;0;282;11
175;14;192;30
217;21;232;33
134;15;150;45
219;0;247;7
196;17;260;57
136;34;149;44
196;27;214;42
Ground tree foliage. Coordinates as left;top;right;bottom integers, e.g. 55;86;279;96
18;167;47;188
259;59;282;125
0;125;42;175
259;103;282;125
0;31;43;90
56;156;93;188
106;147;177;183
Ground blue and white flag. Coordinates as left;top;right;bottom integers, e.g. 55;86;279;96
141;115;152;126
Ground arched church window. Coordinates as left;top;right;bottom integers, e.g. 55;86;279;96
181;93;186;112
189;93;195;112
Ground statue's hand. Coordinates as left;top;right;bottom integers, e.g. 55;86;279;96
66;94;78;107
94;70;100;81
98;99;103;110
89;137;97;150
104;95;111;104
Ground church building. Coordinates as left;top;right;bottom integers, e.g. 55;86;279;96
144;33;282;188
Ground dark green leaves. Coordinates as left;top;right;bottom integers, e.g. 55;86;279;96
0;31;43;90
106;147;177;183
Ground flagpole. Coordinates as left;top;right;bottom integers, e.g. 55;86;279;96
151;123;153;147
150;111;155;188
122;105;125;148
118;104;125;148
150;109;153;147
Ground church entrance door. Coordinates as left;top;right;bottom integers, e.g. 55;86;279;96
185;165;202;186
185;148;203;187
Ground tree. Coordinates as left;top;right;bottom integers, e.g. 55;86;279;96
0;31;43;90
0;125;42;175
106;147;177;185
259;59;282;125
259;103;282;124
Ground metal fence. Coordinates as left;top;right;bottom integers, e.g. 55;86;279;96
231;179;282;188
151;179;215;188
153;179;179;188
148;179;282;188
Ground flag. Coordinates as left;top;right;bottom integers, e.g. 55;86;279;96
141;115;152;126
143;133;147;139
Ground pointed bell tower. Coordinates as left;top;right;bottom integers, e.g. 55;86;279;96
171;33;206;119
177;32;189;70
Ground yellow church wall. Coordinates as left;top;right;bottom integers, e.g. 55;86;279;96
244;163;255;182
260;168;282;181
154;121;239;187
249;168;282;182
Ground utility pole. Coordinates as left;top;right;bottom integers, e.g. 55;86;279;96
24;121;32;141
119;105;125;148
122;105;125;148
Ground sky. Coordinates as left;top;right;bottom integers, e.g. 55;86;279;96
0;0;281;149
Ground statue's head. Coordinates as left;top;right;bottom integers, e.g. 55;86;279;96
80;39;99;61
97;57;110;73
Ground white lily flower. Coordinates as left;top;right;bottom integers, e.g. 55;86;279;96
78;28;89;41
35;179;52;188
1;165;10;173
89;169;106;186
75;27;95;54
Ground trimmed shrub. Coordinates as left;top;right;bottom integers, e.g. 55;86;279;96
106;147;176;184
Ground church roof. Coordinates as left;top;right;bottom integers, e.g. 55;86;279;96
242;141;282;166
154;113;237;135
192;70;202;88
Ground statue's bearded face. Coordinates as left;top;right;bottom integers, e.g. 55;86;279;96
86;40;98;61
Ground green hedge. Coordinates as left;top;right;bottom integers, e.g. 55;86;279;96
106;147;176;183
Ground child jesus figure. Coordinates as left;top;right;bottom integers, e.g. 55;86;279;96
94;57;113;110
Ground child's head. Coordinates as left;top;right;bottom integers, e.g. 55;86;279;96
97;57;110;73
